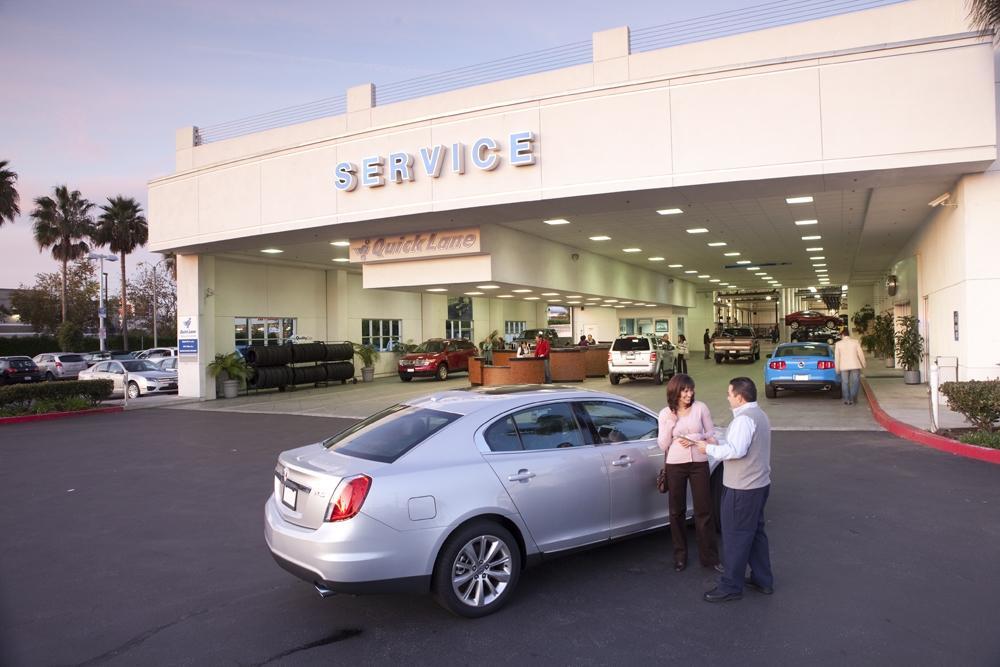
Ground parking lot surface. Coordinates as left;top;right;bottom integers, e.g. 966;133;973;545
2;409;999;665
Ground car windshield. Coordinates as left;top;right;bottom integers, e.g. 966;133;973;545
776;344;831;357
59;354;85;362
323;404;460;463
612;337;652;352
415;341;445;353
121;360;161;372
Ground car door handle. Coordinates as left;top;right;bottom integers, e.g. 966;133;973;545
611;456;634;467
507;470;535;482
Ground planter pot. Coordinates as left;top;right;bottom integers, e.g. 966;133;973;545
215;370;230;398
884;357;895;368
361;366;375;383
903;369;921;385
222;379;240;398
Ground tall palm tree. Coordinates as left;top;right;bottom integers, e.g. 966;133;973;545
0;160;20;226
31;185;95;323
969;0;1000;37
96;196;148;351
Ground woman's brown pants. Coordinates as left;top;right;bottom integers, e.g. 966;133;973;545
666;461;719;567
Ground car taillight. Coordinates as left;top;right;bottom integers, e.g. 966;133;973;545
326;474;372;522
607;351;612;362
817;361;835;370
768;360;786;370
650;352;657;362
55;361;63;368
4;368;14;375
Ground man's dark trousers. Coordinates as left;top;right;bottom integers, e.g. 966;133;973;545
719;484;773;593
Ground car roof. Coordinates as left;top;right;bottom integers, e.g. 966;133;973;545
402;385;647;416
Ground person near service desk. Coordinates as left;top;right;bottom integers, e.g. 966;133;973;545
586;334;596;345
534;333;551;383
690;377;774;603
703;329;712;359
834;327;866;405
657;373;720;573
578;335;589;347
675;334;689;374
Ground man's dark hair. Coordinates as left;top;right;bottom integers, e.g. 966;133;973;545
729;377;757;403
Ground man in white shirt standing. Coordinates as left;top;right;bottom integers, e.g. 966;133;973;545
834;327;866;405
693;377;774;602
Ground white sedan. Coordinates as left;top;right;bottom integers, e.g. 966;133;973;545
79;359;179;399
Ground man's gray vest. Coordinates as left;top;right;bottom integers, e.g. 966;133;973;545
723;404;772;490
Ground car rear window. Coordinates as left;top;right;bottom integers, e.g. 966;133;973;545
323;404;460;463
58;354;85;362
9;359;34;369
612;337;652;352
719;328;755;337
776;344;831;357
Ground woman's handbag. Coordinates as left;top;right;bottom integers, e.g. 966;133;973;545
656;457;669;493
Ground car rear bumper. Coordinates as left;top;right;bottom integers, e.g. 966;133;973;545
264;494;439;590
398;365;437;377
608;364;657;375
769;378;839;391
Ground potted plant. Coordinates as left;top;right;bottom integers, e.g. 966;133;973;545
207;352;250;398
872;312;895;367
895;315;924;384
851;304;875;335
353;343;380;382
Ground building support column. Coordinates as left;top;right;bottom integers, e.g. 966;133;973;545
177;254;216;399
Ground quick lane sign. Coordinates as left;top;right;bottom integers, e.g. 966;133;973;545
350;228;480;263
334;131;535;191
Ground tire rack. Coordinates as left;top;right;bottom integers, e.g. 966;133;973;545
244;341;356;394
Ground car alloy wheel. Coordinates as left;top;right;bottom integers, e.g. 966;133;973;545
127;381;141;399
434;520;520;618
654;367;664;385
436;364;449;381
46;372;55;381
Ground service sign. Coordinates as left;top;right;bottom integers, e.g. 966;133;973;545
178;316;199;355
350;228;480;263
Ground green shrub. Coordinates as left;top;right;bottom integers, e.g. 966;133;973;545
0;334;179;357
56;322;84;352
940;380;1000;432
0;379;114;415
958;430;1000;449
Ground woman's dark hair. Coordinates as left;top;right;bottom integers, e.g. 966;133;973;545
678;334;687;343
666;373;696;414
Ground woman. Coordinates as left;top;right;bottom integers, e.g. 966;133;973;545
675;334;689;374
657;373;719;572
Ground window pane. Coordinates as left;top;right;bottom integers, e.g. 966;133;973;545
324;405;460;463
512;403;585;451
484;416;522;452
580;401;658;443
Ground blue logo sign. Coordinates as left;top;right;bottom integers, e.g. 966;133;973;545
179;339;198;355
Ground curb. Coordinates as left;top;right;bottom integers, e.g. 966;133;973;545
0;405;124;425
861;378;1000;465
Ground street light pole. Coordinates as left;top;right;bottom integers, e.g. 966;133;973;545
88;252;118;352
144;258;168;348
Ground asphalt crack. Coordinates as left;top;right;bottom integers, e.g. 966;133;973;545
253;628;363;665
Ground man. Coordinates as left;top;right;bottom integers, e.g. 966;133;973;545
834;327;866;405
693;377;773;602
703;329;712;359
534;333;551;383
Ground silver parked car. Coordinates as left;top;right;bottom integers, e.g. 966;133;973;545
78;359;179;398
136;347;178;359
607;335;676;385
32;353;89;381
265;386;717;617
154;357;178;373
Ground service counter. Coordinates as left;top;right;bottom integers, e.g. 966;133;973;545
468;356;546;386
549;348;586;382
583;345;610;377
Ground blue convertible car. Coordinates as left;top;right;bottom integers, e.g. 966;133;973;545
764;342;842;399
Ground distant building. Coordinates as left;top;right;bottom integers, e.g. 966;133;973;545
0;288;39;337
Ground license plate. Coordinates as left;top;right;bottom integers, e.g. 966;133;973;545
24;376;32;381
794;374;810;381
407;368;414;373
626;353;635;359
281;484;298;510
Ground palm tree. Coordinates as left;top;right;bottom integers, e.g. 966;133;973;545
969;0;1000;37
0;160;20;226
31;186;95;323
96;196;148;351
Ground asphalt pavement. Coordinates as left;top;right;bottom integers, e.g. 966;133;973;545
1;409;999;666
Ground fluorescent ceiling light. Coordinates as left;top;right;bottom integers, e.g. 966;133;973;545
736;260;752;265
541;292;560;296
656;208;684;215
477;285;500;289
842;285;848;290
794;220;818;226
589;235;611;241
786;196;814;204
668;264;683;268
648;256;665;261
698;274;710;278
586;297;601;301
464;291;483;295
724;252;741;257
622;248;642;253
645;304;656;307
746;266;761;271
331;258;349;263
565;295;583;299
260;248;283;254
330;240;350;247
601;304;613;307
684;270;698;274
813;263;827;267
765;296;772;301
543;218;570;225
809;256;825;260
806;247;824;252
524;297;540;300
686;228;709;234
604;299;619;303
497;295;513;298
707;242;727;247
801;235;822;240
512;289;532;293
614;305;625;308
427;288;447;292
809;287;818;293
709;279;720;283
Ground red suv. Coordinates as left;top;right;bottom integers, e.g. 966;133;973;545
784;310;844;330
397;338;478;381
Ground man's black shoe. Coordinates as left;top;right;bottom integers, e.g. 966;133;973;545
713;563;725;574
744;578;774;595
703;587;742;603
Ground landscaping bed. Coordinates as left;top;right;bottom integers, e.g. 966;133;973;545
0;379;115;419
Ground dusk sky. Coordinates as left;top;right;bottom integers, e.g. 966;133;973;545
1;0;891;291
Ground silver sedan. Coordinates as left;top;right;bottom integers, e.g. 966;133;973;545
265;386;718;617
79;359;179;399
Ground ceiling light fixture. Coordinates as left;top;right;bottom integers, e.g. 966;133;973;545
809;256;825;260
686;228;709;234
786;196;814;204
464;291;484;295
709;279;720;283
746;266;761;271
331;258;349;263
330;240;350;247
801;235;822;241
707;242;727;247
477;285;501;289
806;247;824;252
736;260;752;265
813;263;827;267
525;297;540;300
497;295;513;298
724;252;741;257
589;235;611;241
794;219;818;226
656;208;684;215
685;270;698;274
541;292;560;296
648;256;665;261
543;218;570;225
668;264;683;268
512;289;533;293
427;288;447;292
260;248;283;254
622;248;642;253
698;274;710;279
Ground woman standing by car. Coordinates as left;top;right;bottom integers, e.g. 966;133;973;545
675;335;689;374
657;373;720;572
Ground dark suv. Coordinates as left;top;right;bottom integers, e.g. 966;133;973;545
397;338;478;381
0;356;41;385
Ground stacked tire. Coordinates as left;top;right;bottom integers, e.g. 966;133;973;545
245;342;355;390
